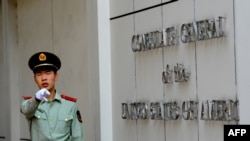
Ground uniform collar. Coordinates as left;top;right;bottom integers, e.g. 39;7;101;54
54;92;62;102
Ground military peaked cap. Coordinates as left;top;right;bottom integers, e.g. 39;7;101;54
28;51;61;72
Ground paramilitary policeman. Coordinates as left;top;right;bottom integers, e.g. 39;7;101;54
20;51;85;141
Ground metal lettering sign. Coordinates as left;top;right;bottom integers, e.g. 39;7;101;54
200;100;239;121
163;101;180;120
181;17;226;43
122;99;239;121
162;63;190;84
162;64;173;84
131;16;226;52
150;102;162;120
174;63;190;82
165;26;179;46
122;103;129;119
182;101;199;120
138;102;148;119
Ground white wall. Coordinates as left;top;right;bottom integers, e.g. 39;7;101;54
235;0;250;124
0;0;19;140
195;1;236;141
0;0;100;140
0;1;8;140
110;0;239;141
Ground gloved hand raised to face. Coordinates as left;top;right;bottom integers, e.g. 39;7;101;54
35;88;50;101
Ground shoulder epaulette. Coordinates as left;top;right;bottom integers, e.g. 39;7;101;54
22;96;32;100
61;94;77;102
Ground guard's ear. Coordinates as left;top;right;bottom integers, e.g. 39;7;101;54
55;72;59;81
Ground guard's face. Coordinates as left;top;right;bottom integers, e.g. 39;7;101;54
34;69;58;92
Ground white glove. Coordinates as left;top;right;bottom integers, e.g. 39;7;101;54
35;88;50;101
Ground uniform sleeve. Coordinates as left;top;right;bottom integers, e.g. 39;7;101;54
71;104;85;141
20;96;40;119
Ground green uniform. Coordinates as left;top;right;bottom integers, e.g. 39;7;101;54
20;92;85;141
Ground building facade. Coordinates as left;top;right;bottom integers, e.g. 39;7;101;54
0;0;250;141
